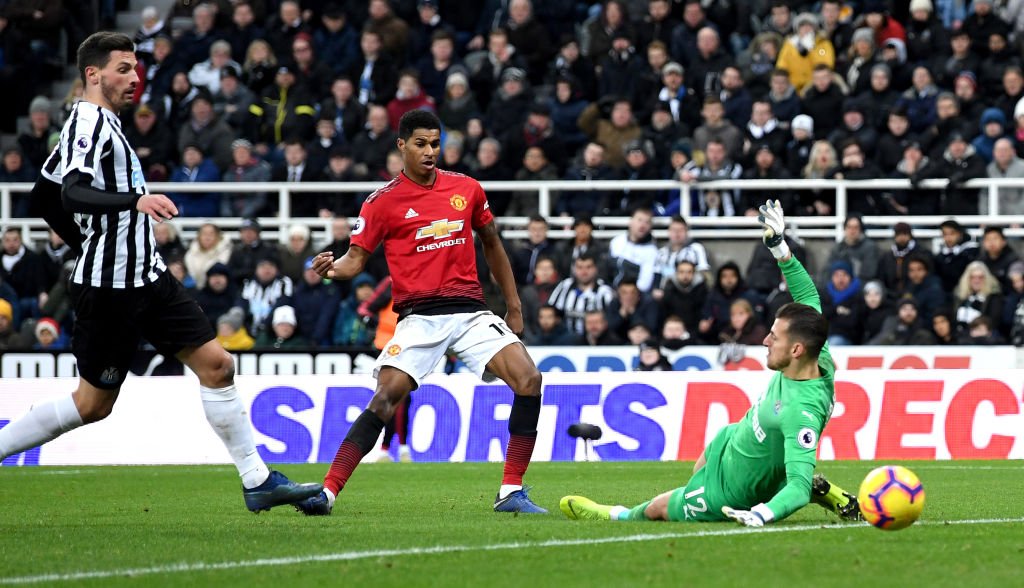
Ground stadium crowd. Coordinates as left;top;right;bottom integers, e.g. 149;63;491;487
3;0;1024;358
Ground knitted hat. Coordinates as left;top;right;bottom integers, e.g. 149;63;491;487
272;305;297;326
217;307;246;331
35;317;60;339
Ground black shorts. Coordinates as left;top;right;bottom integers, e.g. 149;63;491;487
69;272;215;389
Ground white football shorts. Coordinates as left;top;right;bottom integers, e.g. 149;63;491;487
374;310;523;387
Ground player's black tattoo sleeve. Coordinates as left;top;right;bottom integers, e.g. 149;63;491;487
61;171;141;214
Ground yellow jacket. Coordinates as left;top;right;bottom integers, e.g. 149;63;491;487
217;328;255;351
775;35;836;92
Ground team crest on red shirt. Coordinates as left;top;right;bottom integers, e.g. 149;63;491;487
450;194;467;211
387;344;401;356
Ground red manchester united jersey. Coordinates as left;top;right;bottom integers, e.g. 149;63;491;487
351;169;494;314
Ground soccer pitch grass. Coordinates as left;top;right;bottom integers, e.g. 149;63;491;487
0;461;1021;587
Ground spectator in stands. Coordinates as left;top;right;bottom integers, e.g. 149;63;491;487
290;257;341;347
768;69;801;130
37;229;72;292
841;28;877;97
821;215;879;285
485;67;532;137
636;337;672;371
801;65;846;140
934;221;977;296
906;0;948;66
167;257;196;291
887;140;939;215
216;306;255;351
176;4;222;70
877;221;931;296
972;108;1010;165
901;254;948;323
858;64;900;133
742;100;786;165
254;305;308;349
227;218;276;286
921;132;987;215
185;223;232;290
548;252;616;336
636;0;679;54
366;0;410;64
313;4;358;79
612;139;662;214
995;67;1024;125
632;40;670;122
718;298;767;346
577;96;642;169
1002;261;1024;336
291;33;333;100
870;297;936;345
519;256;561;338
954;71;986;127
876;107;913;174
642;101;685;176
829;99;879;156
897;65;939;134
189;40;239;95
954;260;1005;335
607;207;658;291
140;35;178;105
163;73;204;131
824;260;863;345
660;259;707;335
799;139;838;215
439;132;471;175
0;227;46;321
679;139;743;217
693;96;742;159
1;148;38;217
776;13;835;92
931;307;959;344
988;138;1024;214
386;69;436;131
241;257;293;339
178;93;234;172
470;27;528;112
580;308;623;346
547;35;597;102
596;31;644;104
221;139;271;218
605;280;659;341
213;65;255;131
504;0;553;85
509;147;559;217
740;144;792;217
319;76;366;144
351;104;398;179
510;216;557;285
169;144;221;217
249;63;317;148
32;316;66;350
470;138;512;189
921;92;973;160
738;32;783;100
659;314;695;352
554;215;607;279
321;147;369;216
224;2;265;65
585;0;632;60
965;315;1006;344
416;30;459;105
267;0;311;59
829;139;884;216
501;100;566;175
746;230;808;299
332;273;375;346
653;215;711;291
719;66;752;128
15;97;52;168
526;305;576;346
784;113;814;177
979;226;1020;291
150;223;184;267
859;280;890;343
698;261;749;343
877;38;911;93
980;31;1020;96
0;298;28;350
277;225;315;284
685;27;729;100
963;0;1008;56
437;70;478;133
272;139;323;216
133;6;167;67
242;39;278;97
306;116;344;174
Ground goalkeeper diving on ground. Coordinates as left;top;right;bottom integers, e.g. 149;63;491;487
560;200;862;526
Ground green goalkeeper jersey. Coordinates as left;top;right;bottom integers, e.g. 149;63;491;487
715;256;835;521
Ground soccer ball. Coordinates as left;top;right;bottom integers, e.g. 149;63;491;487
857;465;925;530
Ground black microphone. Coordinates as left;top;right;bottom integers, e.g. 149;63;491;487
567;423;603;441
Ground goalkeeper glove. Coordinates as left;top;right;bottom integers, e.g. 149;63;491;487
757;199;791;260
722;504;774;527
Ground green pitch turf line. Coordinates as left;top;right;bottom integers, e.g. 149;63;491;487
2;517;1021;586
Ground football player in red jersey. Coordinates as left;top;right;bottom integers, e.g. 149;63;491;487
296;110;547;515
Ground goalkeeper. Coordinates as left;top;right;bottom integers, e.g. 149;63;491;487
561;200;859;527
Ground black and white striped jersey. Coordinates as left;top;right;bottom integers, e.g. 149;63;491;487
41;101;164;289
548;277;616;335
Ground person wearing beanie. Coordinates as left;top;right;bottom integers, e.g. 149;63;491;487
194;262;239;328
254;304;309;349
860;280;893;343
33;317;68;350
635;337;672;371
776;13;835;91
870;296;937;345
215;306;255;350
17;95;59;172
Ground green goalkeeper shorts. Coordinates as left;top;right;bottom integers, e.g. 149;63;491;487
666;425;734;522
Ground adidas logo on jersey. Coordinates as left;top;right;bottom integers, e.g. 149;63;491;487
405;208;419;219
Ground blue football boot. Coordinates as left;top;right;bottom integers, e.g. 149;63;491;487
294;490;333;516
493;486;548;514
243;470;323;513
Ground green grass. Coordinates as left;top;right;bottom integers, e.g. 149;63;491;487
0;461;1022;587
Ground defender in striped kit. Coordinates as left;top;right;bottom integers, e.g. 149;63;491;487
0;32;321;512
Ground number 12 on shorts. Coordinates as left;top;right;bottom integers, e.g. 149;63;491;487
683;486;708;520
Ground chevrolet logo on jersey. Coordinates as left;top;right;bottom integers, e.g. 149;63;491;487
416;219;465;240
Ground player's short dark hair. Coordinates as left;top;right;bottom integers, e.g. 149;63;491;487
398;110;441;140
77;31;135;84
775;302;828;359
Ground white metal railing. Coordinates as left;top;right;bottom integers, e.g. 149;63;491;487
3;177;1024;243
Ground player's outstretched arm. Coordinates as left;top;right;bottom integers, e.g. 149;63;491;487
722;460;815;526
311;245;370;281
757;199;820;313
477;221;525;336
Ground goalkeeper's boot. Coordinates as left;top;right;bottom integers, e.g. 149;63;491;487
811;473;863;521
243;470;323;513
559;496;614;521
494;486;548;514
293;490;333;516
